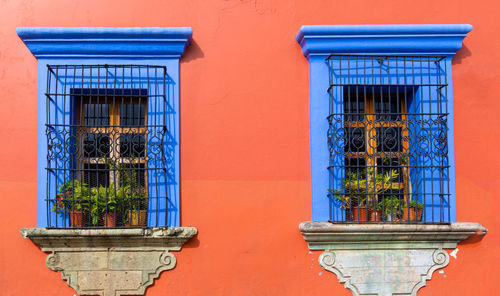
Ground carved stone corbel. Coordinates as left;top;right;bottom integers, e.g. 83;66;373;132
21;227;197;296
300;222;486;296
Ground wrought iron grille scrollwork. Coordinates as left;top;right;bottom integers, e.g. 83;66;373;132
46;64;171;228
327;55;450;223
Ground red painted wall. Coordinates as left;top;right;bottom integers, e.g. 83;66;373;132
0;0;498;295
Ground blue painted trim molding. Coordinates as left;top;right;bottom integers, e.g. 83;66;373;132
296;24;472;222
17;27;192;58
18;27;192;227
297;24;472;59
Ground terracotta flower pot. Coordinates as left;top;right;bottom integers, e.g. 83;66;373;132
369;209;382;221
402;207;423;222
102;213;117;227
126;210;148;227
351;206;369;221
68;211;85;227
349;207;381;222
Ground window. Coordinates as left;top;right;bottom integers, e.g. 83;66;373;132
296;24;473;223
46;65;169;227
18;27;196;296
295;25;484;296
17;27;192;228
327;55;450;223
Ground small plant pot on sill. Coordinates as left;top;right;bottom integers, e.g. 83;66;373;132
371;209;383;221
126;210;148;227
102;213;117;227
350;207;382;222
68;211;85;227
402;207;423;222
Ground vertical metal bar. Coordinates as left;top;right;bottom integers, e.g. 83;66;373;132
120;66;126;226
70;66;78;226
163;66;168;227
427;57;435;223
435;57;444;223
369;56;376;221
137;65;142;226
80;65;88;227
154;66;160;227
46;65;52;227
62;65;69;227
419;57;427;222
444;58;451;223
394;56;402;222
339;56;342;221
54;66;62;227
403;56;410;222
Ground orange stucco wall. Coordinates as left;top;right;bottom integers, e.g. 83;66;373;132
0;0;499;295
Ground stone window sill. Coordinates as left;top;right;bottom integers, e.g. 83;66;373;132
299;222;486;296
21;227;197;296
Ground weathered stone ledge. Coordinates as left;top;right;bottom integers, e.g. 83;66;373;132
21;227;197;296
21;227;197;251
299;222;486;296
300;222;487;250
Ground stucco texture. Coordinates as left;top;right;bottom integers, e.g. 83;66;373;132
0;0;498;295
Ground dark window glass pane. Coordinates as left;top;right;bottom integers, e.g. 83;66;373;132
345;157;366;176
83;164;109;188
120;104;146;126
376;127;402;152
84;104;110;126
345;127;365;153
344;87;365;122
83;134;110;157
119;133;146;157
375;95;401;121
119;164;146;188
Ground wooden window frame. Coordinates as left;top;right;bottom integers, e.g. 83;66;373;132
76;95;148;190
344;91;410;206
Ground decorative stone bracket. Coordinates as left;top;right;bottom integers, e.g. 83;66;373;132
300;222;486;296
21;227;197;296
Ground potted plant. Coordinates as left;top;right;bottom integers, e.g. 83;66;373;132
402;200;423;222
123;186;148;227
376;197;423;222
52;180;89;227
118;167;148;227
90;184;119;227
331;168;400;221
377;196;402;221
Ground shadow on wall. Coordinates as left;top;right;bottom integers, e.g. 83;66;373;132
182;235;200;248
453;45;471;65
459;230;487;245
182;40;204;63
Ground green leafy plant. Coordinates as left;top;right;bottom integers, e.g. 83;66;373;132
408;200;423;209
376;196;402;217
376;198;423;219
53;158;149;226
52;180;90;214
330;168;401;209
88;183;124;226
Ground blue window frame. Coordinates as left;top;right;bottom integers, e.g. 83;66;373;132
17;27;192;227
296;25;472;223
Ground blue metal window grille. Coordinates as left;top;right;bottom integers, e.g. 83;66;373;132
327;55;450;223
46;64;173;228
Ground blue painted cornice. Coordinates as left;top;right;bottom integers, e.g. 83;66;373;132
296;24;472;59
17;27;193;59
